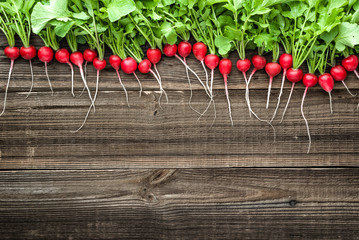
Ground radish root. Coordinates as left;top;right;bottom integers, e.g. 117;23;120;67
26;60;34;98
68;62;75;97
280;82;295;123
301;87;312;154
266;77;273;109
224;75;233;126
45;62;54;95
116;69;129;107
133;72;143;97
328;92;333;114
342;81;356;97
270;69;286;123
150;69;168;108
0;59;14;116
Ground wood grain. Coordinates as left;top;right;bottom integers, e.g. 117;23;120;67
0;168;358;239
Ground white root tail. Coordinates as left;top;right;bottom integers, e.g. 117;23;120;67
245;69;256;118
266;77;273;109
342;81;357;97
280;82;295;123
79;66;96;113
184;58;202;115
242;72;251;117
0;59;14;116
354;70;359;79
224;75;233;126
328;92;333;114
72;70;100;133
150;69;168;108
116;70;129;107
26;60;34;98
68;62;75;97
270;69;286;123
201;60;210;93
79;61;89;97
301;87;312;154
45;62;54;95
133;72;143;97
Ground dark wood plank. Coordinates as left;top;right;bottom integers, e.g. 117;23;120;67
0;88;358;169
0;168;358;239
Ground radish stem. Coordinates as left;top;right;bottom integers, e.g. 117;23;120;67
44;62;54;95
116;69;129;107
301;87;311;154
0;59;14;116
280;82;295;123
26;60;34;98
270;69;286;122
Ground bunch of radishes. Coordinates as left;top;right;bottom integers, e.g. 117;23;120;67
1;0;359;154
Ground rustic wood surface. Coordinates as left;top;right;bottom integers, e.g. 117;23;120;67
0;35;358;239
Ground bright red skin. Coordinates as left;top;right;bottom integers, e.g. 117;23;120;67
193;42;207;61
93;58;106;71
55;49;70;63
121;57;137;74
109;55;121;70
178;41;192;58
265;62;282;77
204;54;220;70
163;44;177;57
279;53;293;69
4;46;20;60
330;65;347;81
342;55;358;72
84;49;98;62
303;73;318;88
236;59;251;73
219;58;232;76
319;73;334;93
147;48;162;64
20;45;36;60
138;59;152;74
70;51;84;67
252;55;266;70
286;68;303;83
38;46;53;63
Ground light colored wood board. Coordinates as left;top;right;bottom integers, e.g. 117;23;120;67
0;168;358;239
0;89;358;169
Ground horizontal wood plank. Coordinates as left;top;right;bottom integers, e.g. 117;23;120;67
0;168;358;239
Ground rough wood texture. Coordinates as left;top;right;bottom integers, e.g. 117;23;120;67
0;168;358;240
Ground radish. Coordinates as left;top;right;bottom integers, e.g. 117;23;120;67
219;58;234;126
280;68;304;123
265;62;282;109
301;73;318;153
109;55;129;107
121;57;143;97
205;54;220;94
236;58;251;116
55;48;75;97
342;55;359;79
80;49;98;96
270;53;293;122
193;42;209;90
38;46;54;95
318;73;334;114
147;48;167;104
330;65;356;97
0;47;20;116
70;51;95;111
20;45;37;97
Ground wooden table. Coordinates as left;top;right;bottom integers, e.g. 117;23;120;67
1;37;358;239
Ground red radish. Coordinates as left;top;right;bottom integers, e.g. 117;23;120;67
70;51;95;111
301;73;318;154
163;44;177;57
193;42;207;61
205;54;220;93
280;68;304;123
80;49;98;96
55;48;75;97
270;54;293;122
265;62;282;109
330;65;356;97
20;45;37;97
73;58;107;133
236;58;251;116
38;46;54;95
147;48;162;80
342;55;359;78
219;58;234;126
319;73;334;114
109;55;129;107
121;57;143;97
1;46;20;116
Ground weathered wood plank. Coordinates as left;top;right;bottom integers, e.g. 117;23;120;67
0;168;358;239
0;88;358;169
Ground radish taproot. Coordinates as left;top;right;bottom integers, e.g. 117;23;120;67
55;48;76;97
318;73;334;114
265;62;282;109
20;45;37;97
219;58;233;126
109;55;129;107
342;55;359;79
121;57;143;97
330;65;356;97
38;46;54;95
301;73;318;153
